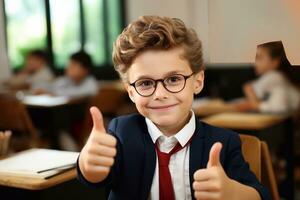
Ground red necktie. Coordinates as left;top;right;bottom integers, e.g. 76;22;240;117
155;139;190;200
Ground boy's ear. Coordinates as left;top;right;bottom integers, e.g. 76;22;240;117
123;83;136;103
194;70;204;95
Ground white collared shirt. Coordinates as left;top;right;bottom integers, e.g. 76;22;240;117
146;111;196;200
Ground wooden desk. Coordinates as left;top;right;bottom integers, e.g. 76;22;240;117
202;112;288;130
18;94;89;108
193;99;236;117
0;168;76;190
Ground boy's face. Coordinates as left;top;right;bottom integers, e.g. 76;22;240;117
66;60;88;83
125;47;204;134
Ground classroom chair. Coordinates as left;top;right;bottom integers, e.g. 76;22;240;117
91;86;127;116
240;134;280;200
0;94;39;151
78;86;127;147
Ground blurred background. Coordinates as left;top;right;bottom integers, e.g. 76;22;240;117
0;0;123;78
0;0;300;200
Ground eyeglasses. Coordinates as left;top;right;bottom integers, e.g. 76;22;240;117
129;73;194;97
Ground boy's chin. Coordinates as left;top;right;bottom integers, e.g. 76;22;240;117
149;115;180;128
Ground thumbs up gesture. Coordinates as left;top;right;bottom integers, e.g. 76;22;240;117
192;142;236;200
79;106;117;183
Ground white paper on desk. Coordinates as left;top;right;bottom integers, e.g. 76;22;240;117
21;95;70;107
0;149;79;179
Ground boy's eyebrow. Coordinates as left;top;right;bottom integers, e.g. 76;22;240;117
134;70;188;81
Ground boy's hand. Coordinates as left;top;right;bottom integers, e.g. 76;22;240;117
79;106;117;183
193;142;237;200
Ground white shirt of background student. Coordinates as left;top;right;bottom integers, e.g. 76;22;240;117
251;70;300;113
29;66;54;88
51;75;98;98
33;55;99;98
8;65;54;87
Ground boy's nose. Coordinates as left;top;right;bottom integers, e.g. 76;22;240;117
153;82;169;99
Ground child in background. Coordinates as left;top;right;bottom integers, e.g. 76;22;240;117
235;41;300;114
6;50;54;90
77;16;270;200
34;51;98;98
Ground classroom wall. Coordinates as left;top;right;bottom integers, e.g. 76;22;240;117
0;0;299;73
0;1;11;81
126;0;300;65
208;0;300;65
125;0;210;62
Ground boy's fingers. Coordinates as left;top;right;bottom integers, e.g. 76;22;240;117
90;144;117;157
207;142;222;168
90;106;106;133
193;180;219;192
193;168;214;181
87;155;115;167
95;135;117;147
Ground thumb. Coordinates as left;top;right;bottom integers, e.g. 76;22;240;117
90;106;106;133
207;142;222;168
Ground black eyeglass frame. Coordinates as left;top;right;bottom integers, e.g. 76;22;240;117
129;72;195;97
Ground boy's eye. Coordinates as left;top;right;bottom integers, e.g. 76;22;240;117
136;79;155;89
165;75;183;85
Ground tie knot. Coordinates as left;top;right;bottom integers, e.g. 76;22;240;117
157;136;178;153
155;142;183;167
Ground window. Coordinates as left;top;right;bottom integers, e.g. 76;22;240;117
3;0;124;70
4;0;47;69
49;0;81;68
107;0;123;64
83;0;106;65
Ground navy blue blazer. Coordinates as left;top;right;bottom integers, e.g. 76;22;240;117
77;113;270;200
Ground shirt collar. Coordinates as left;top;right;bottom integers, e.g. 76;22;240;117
145;110;196;147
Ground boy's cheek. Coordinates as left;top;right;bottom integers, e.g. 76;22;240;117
178;89;195;104
127;88;139;103
133;97;150;114
133;95;148;105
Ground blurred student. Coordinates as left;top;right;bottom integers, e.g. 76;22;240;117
7;49;54;89
235;41;300;114
34;51;98;98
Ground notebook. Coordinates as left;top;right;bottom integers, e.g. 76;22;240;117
0;148;79;179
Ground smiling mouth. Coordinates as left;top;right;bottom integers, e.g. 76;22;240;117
148;104;178;110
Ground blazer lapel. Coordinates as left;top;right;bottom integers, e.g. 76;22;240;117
140;119;156;200
189;119;207;200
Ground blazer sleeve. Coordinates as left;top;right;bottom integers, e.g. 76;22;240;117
224;133;271;200
76;118;122;189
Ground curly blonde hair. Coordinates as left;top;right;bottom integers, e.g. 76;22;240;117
112;15;204;80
